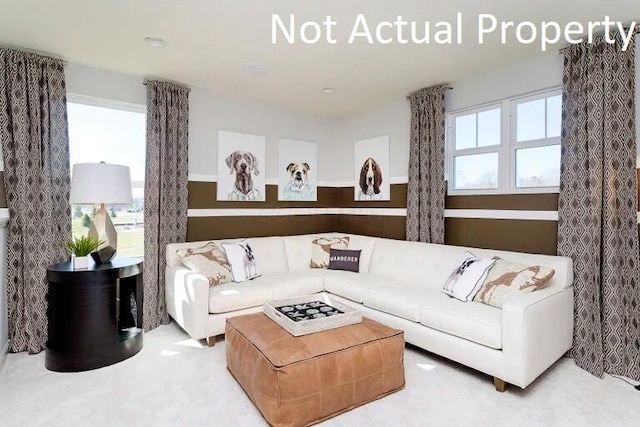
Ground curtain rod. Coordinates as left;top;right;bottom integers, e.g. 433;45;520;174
406;85;453;99
558;27;640;54
142;78;191;91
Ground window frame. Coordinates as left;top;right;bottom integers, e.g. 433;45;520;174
509;89;562;194
446;87;561;196
66;93;147;257
66;93;147;192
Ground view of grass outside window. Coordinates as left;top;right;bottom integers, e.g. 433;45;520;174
67;99;146;258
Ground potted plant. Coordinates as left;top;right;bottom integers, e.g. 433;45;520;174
66;235;103;270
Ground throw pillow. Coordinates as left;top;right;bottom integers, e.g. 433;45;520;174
328;249;362;273
473;258;555;308
220;240;261;282
175;242;232;287
442;252;496;302
310;236;350;269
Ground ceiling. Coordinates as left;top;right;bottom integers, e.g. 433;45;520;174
0;0;637;117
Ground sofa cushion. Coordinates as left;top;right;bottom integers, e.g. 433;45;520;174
209;278;273;314
322;270;397;303
362;285;435;322
419;291;502;349
209;272;324;314
272;272;324;299
283;235;315;271
310;236;349;268
473;258;555;308
346;234;376;273
243;236;289;275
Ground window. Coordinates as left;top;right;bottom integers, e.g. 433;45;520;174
447;89;561;194
67;96;146;257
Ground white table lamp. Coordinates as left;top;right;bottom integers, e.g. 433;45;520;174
70;162;133;264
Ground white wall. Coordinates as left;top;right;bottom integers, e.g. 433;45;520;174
65;63;337;182
65;63;146;106
329;52;564;181
188;90;336;181
328;99;411;182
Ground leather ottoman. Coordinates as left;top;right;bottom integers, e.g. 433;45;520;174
225;313;405;427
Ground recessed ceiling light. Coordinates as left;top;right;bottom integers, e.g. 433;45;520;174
321;87;336;94
243;62;270;75
143;36;167;48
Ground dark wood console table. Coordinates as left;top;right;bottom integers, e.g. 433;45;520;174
45;257;143;372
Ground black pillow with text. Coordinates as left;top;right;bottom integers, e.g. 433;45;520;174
328;249;362;273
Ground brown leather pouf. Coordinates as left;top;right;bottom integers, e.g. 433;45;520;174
226;313;405;427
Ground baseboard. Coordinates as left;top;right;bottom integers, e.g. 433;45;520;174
0;340;9;373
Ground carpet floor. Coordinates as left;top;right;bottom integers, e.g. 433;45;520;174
0;322;638;427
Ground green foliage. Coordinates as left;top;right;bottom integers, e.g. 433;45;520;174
82;214;92;228
73;205;83;218
109;209;117;218
66;235;104;256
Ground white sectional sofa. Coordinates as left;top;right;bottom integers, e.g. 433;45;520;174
165;233;574;390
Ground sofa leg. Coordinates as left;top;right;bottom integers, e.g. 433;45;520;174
494;377;508;392
206;336;216;347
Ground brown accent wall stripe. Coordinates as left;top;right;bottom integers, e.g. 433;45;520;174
446;193;559;211
186;215;338;241
444;218;558;255
186;179;561;256
337;215;406;240
189;181;559;211
188;182;407;209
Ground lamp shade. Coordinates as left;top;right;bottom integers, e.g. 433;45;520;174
70;163;133;205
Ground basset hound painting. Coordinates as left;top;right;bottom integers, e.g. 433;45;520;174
358;157;383;200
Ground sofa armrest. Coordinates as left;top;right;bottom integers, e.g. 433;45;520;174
165;265;210;340
502;287;574;388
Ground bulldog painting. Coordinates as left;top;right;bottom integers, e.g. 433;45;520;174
278;138;318;201
283;162;314;201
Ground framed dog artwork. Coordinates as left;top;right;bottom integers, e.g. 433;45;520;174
354;135;390;201
217;130;266;201
278;139;318;201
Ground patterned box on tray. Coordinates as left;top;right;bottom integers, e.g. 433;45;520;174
263;293;362;336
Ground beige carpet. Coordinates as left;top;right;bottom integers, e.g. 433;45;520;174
0;322;638;427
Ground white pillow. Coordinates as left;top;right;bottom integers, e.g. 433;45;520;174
220;240;261;282
442;252;496;302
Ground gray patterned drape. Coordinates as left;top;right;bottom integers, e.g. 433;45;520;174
406;85;447;244
0;48;70;353
143;80;189;331
558;33;639;381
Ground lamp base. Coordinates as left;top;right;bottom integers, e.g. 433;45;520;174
89;205;117;264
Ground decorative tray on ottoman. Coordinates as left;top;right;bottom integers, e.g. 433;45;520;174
263;293;362;336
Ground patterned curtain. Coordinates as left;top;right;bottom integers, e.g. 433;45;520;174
0;48;71;353
406;85;447;244
143;80;189;331
558;33;639;381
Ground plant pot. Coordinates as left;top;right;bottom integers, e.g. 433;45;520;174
73;255;89;270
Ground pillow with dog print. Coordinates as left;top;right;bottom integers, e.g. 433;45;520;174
175;242;232;287
442;252;496;302
310;236;350;269
473;258;555;308
220;240;261;283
